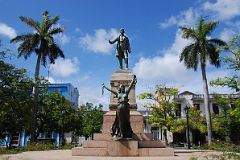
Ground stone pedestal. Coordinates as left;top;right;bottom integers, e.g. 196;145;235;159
102;110;144;134
72;70;174;157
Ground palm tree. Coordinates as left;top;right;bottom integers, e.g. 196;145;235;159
179;17;226;145
11;11;65;140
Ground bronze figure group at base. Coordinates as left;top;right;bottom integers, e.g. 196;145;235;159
102;75;137;140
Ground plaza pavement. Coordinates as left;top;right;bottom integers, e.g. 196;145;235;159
0;149;221;160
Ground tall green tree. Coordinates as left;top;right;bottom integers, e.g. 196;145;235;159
0;45;34;148
179;17;226;145
138;86;179;145
79;103;104;140
10;11;64;140
210;35;240;143
210;35;240;92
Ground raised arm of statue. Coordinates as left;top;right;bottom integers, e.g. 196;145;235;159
126;75;137;95
109;37;119;44
102;83;118;96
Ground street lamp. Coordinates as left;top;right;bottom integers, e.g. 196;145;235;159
184;105;190;149
61;108;66;146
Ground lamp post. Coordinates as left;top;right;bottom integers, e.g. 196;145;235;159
184;105;190;149
61;109;65;146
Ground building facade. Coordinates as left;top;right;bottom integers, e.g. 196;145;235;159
141;91;240;145
48;83;79;108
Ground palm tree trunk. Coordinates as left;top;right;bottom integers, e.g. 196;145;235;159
201;64;212;145
30;54;41;141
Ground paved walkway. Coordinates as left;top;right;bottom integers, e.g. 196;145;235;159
0;149;221;160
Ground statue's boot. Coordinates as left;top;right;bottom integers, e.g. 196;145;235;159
118;58;123;70
124;58;128;70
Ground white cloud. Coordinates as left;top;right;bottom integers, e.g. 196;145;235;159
159;8;199;29
47;76;56;83
78;86;109;110
79;28;118;54
49;57;79;77
203;0;240;20
133;29;192;81
75;27;81;33
133;28;232;101
56;33;70;45
219;21;240;42
160;0;240;29
0;23;17;39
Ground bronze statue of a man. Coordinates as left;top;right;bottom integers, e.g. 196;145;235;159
109;28;131;70
102;75;137;140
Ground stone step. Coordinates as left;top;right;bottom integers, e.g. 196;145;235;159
83;140;108;148
133;133;153;141
138;141;165;148
138;148;175;156
93;133;112;141
72;147;108;156
108;140;138;156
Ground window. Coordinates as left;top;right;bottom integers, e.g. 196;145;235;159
212;103;219;114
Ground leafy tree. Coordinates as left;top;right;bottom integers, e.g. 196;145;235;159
79;103;104;140
180;17;226;145
210;35;240;92
37;91;70;134
211;95;240;143
10;11;65;140
210;35;240;143
172;107;207;135
0;46;34;148
138;86;179;145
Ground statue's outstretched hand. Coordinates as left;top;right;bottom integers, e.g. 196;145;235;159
109;40;112;44
102;83;105;88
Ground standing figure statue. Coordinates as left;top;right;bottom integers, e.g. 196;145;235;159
109;28;131;70
102;75;137;140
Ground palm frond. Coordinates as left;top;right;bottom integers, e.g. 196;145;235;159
206;43;220;67
10;33;36;43
203;21;218;36
180;43;199;71
48;16;60;27
49;27;63;35
49;42;64;64
208;38;227;46
180;26;198;40
17;37;39;59
19;16;40;33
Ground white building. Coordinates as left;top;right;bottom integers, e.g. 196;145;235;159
140;91;240;145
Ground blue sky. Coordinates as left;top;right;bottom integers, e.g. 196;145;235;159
0;0;239;110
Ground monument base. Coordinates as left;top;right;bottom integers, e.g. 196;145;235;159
72;111;174;157
72;139;174;157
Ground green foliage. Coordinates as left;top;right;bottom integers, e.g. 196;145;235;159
79;103;104;138
210;35;240;92
171;107;207;134
37;91;71;133
180;17;226;70
0;54;34;147
10;10;64;70
138;86;179;144
211;95;240;142
203;141;240;153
